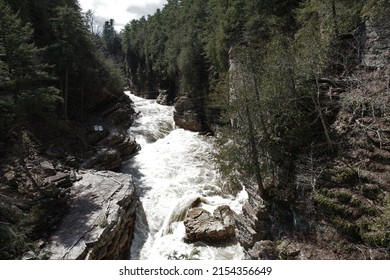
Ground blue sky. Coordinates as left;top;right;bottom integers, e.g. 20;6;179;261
78;0;167;31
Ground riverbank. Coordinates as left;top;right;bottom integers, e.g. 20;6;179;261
123;94;247;260
0;91;139;259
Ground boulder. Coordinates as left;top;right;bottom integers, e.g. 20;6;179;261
2;169;17;187
173;95;204;132
184;205;236;243
43;171;138;259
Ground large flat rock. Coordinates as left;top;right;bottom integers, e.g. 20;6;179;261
44;171;138;259
184;205;236;243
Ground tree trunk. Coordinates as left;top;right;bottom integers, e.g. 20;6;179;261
331;0;339;36
245;101;265;198
64;64;69;120
247;49;269;141
80;83;84;121
314;77;333;152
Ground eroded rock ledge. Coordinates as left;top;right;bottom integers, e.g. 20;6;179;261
184;205;236;243
43;171;138;260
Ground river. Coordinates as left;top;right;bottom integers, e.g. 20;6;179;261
122;92;247;260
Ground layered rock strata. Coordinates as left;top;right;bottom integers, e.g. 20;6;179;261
44;171;138;260
184;205;236;243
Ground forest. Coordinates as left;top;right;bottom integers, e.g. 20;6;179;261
0;0;133;259
121;0;389;258
1;0;389;259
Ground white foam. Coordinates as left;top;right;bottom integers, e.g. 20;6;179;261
123;92;246;260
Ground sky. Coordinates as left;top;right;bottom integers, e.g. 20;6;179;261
78;0;167;31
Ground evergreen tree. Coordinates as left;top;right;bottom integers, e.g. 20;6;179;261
50;5;97;120
0;0;60;120
102;19;122;61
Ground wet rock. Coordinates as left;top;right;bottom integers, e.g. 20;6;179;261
44;171;138;259
99;132;139;158
87;129;109;146
174;95;204;132
22;251;37;260
156;89;173;106
65;156;78;168
184;205;236;243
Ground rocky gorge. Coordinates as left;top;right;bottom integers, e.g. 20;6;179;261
124;14;389;260
0;92;140;259
44;171;137;260
1;2;389;260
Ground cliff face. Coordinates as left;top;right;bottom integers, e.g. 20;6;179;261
233;17;390;260
173;94;205;132
362;19;390;68
43;171;137;260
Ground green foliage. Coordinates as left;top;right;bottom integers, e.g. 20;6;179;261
330;166;360;185
0;199;32;259
0;0;128;259
0;0;62;122
17;87;62;121
359;196;390;247
48;5;125;119
315;193;353;217
314;186;389;248
0;223;31;259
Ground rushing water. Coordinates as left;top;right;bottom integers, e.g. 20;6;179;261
122;92;247;260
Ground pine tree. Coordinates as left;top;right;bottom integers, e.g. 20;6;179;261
50;5;93;120
0;0;61;119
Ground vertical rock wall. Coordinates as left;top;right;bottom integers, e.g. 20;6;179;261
362;19;390;69
43;171;138;260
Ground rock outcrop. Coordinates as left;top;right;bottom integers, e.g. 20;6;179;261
98;94;136;130
156;89;173;106
184;205;236;243
235;185;272;251
82;131;139;171
99;131;139;158
43;171;138;260
173;94;204;132
362;19;390;68
81;147;122;171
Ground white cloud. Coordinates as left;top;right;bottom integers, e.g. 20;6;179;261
78;0;166;31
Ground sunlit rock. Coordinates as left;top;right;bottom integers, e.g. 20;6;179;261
173;95;204;132
43;171;137;259
184;205;236;243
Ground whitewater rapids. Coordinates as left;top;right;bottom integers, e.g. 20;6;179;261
122;92;247;260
